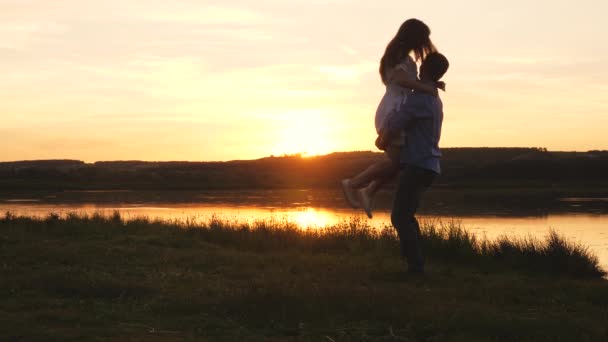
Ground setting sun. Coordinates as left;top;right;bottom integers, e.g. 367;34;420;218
269;109;342;157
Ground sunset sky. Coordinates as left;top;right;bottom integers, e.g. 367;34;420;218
2;0;607;162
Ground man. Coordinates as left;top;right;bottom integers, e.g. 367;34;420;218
376;52;449;274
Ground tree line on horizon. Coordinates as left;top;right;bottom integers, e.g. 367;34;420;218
0;148;607;191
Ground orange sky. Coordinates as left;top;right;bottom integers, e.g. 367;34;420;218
1;0;607;162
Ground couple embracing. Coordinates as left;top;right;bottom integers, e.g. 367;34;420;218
341;19;449;274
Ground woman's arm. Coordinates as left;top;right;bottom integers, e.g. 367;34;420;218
391;69;439;95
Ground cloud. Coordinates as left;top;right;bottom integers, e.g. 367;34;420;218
340;45;359;56
129;4;263;25
479;56;554;65
317;62;376;83
0;1;265;24
0;20;70;50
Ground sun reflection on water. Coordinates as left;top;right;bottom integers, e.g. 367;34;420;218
285;207;336;229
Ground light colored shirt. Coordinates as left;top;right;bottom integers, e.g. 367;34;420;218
374;56;418;145
384;88;443;174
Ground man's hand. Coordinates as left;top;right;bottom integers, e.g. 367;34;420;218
375;133;389;151
436;81;446;92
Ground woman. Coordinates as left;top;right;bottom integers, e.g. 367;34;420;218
341;18;441;218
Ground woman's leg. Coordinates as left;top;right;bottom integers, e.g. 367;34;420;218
348;159;395;189
365;145;401;195
366;167;398;195
358;165;398;218
342;160;393;209
356;146;401;218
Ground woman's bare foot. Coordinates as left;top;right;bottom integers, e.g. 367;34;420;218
358;187;373;219
341;179;360;208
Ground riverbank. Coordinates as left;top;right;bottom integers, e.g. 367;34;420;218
2;213;607;340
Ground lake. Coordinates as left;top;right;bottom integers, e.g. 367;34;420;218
2;189;607;271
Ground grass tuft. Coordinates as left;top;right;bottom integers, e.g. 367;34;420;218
2;211;604;278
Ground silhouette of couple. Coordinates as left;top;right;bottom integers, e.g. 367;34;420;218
342;19;449;274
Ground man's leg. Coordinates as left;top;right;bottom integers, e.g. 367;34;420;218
390;166;435;273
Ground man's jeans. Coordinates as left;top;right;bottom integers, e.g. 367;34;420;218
390;165;436;272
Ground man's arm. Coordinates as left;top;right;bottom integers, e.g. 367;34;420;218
386;93;433;134
391;70;445;94
376;93;433;150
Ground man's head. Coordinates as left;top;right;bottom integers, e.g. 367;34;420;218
420;52;449;82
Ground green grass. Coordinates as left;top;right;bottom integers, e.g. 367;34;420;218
1;212;607;341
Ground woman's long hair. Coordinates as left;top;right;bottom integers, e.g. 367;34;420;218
380;19;436;85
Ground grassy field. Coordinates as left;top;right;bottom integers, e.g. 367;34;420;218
1;213;607;341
